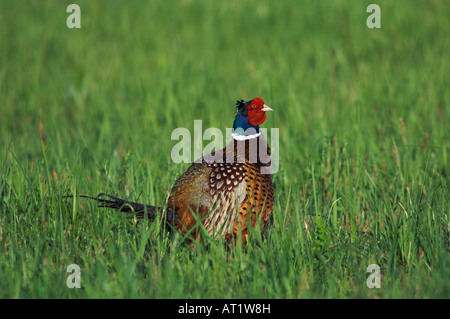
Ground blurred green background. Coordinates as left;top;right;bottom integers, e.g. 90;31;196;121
0;0;448;298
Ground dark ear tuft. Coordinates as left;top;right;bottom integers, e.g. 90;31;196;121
236;99;245;109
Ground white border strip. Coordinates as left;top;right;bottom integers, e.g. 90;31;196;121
231;132;261;141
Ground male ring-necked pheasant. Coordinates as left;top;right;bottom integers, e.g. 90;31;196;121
77;97;274;244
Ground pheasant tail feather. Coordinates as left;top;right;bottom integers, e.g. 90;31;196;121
65;193;179;226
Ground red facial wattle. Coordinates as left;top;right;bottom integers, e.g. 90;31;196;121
248;110;267;126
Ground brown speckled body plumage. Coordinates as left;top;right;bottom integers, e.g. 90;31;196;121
168;134;274;243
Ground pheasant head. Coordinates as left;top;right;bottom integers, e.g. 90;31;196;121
233;97;273;136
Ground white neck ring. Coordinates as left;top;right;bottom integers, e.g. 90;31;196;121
231;132;261;141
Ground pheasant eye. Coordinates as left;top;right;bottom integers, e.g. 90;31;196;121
251;105;256;109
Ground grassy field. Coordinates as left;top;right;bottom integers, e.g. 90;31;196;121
0;0;448;299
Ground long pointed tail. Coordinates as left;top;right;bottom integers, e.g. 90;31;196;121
64;193;179;226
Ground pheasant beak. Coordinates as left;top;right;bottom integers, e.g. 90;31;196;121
262;105;273;112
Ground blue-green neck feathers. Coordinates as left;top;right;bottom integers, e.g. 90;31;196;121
233;105;260;135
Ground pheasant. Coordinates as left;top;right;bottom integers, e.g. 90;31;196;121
75;97;274;244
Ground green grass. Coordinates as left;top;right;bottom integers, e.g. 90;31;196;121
0;0;448;298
